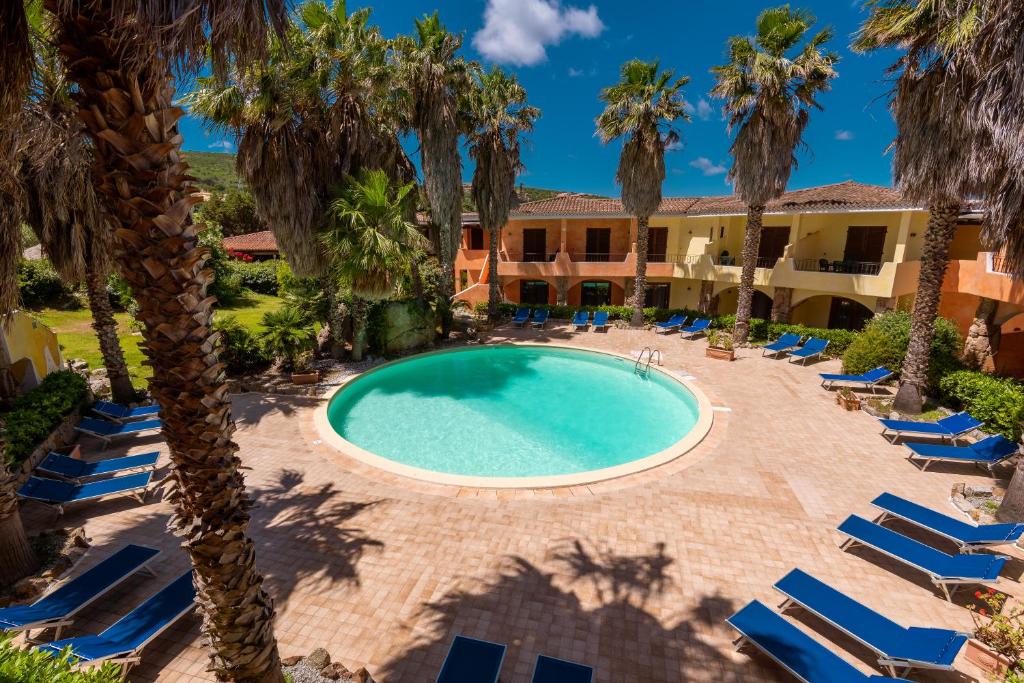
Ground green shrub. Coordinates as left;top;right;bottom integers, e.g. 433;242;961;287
17;259;73;309
842;311;962;385
260;307;317;370
3;371;88;468
939;371;1024;440
226;259;279;295
195;189;265;237
197;224;245;304
0;635;122;682
764;323;858;357
214;315;271;376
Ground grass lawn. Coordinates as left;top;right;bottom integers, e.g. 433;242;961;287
34;293;283;389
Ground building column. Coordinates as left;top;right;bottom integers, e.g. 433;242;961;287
874;296;897;315
962;297;1000;371
771;287;793;323
559;219;568;255
698;280;716;315
555;277;569;306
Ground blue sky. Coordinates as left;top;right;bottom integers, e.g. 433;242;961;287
179;0;902;198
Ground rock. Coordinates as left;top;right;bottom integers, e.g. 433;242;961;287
69;359;89;372
305;648;331;670
90;366;107;378
320;662;352;680
378;301;436;354
281;655;304;667
353;668;375;683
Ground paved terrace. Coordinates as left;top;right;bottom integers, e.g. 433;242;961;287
22;324;1015;682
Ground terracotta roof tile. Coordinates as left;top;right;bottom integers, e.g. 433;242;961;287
222;230;278;252
513;194;701;216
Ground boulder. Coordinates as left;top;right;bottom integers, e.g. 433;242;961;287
281;655;304;667
353;668;376;683
377;301;436;355
320;662;352;680
305;648;331;670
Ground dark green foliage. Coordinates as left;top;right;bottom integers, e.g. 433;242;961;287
213;316;272;376
764;323;858;357
2;371;88;467
277;261;329;325
197;224;245;304
0;636;122;682
259;307;317;370
842;311;962;385
104;273;136;313
197;189;266;237
182;151;240;192
939;371;1024;441
226;260;279;295
17;259;73;309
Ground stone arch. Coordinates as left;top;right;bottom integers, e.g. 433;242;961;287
566;279;626;307
709;285;774;318
791;295;874;331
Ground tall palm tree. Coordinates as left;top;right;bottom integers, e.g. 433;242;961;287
711;6;838;343
855;0;981;414
1;1;291;679
467;67;540;320
321;170;427;360
394;12;473;335
597;60;689;327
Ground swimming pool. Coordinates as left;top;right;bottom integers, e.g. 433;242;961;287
319;345;711;487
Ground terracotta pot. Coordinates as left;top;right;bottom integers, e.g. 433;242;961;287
706;346;735;361
964;639;1011;677
291;371;320;386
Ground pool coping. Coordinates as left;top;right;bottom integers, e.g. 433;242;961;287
313;343;715;490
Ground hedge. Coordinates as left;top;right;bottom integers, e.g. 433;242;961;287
3;371;88;468
842;311;962;386
0;636;122;682
226;259;279;295
17;259;74;309
939;371;1024;441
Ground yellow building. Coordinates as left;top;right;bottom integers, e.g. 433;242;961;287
1;311;64;395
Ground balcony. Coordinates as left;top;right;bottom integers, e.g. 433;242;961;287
793;259;884;276
495;249;657;279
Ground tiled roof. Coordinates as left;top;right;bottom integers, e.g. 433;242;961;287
511;182;920;218
222;230;278;252
415;212;480;225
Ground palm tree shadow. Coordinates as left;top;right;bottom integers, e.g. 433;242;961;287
376;540;767;682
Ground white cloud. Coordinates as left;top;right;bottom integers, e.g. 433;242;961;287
208;139;234;151
568;67;584;77
473;0;605;66
835;129;855;141
690;157;728;176
685;98;714;121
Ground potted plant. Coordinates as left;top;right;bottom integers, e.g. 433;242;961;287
965;589;1024;678
836;388;862;411
260;307;319;385
706;330;735;361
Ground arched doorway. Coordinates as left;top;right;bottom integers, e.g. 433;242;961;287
711;287;773;319
751;291;773;320
580;281;613;306
828;297;873;331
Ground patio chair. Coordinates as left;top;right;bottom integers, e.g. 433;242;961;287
571;311;590;331
870;492;1024;552
819;367;894;393
75;417;162;449
837;514;1005;601
435;635;506;683
787;338;830;365
774;568;968;676
36;451;160;482
531;654;593;683
0;545;159;642
592;311;610;331
531;309;550;329
17;472;153;515
511;307;531;327
727;600;903;682
91;401;160;424
904;434;1021;473
761;332;802;358
653;314;686;334
679;319;711;340
878;411;982;444
36;571;196;676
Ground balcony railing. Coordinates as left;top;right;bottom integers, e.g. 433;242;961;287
668;253;706;265
794;258;883;275
502;250;558;262
567;251;630;263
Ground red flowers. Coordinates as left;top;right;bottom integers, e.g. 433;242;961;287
976;591;984;599
225;248;254;262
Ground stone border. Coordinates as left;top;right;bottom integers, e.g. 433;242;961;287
313;344;714;490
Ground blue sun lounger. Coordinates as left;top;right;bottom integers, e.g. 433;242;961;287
871;492;1024;552
571;311;590;331
531;309;550;328
18;472;153;515
0;545;159;642
653;314;686;334
819;367;894;393
36;451;160;482
37;571;196;675
511;307;531;327
679;318;711;339
727;600;903;682
905;434;1021;472
436;635;506;683
75;417;162;448
92;401;160;424
592;311;610;331
838;515;1006;601
774;568;968;676
531;654;593;682
762;332;802;357
788;337;830;365
878;411;982;444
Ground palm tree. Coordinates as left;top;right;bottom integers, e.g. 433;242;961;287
1;1;291;679
711;6;838;343
597;60;689;327
855;1;981;414
394;12;473;335
321;170;427;360
467;67;540;320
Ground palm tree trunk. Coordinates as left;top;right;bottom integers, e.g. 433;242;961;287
49;5;284;681
0;463;37;588
84;265;135;404
350;298;368;362
631;215;650;327
324;283;346;360
487;224;501;320
409;257;425;304
893;203;959;414
734;204;765;344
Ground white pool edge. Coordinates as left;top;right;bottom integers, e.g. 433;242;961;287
313;344;715;490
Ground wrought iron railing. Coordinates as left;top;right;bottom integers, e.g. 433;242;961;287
568;251;629;263
502;250;558;263
794;259;883;275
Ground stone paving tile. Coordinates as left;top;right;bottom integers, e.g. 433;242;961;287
19;323;1012;682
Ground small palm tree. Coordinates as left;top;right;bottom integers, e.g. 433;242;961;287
467;67;540;320
711;5;838;343
260;307;317;370
322;170;427;360
597;60;689;327
855;0;979;413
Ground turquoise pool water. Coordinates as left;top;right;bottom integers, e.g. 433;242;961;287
326;346;701;479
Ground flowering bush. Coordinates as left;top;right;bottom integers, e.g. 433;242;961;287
226;248;254;263
970;588;1024;675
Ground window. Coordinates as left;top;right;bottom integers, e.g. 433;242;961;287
580;281;612;306
843;226;887;263
523;229;547;262
585;228;611;262
648;228;668;262
520;280;549;305
459;270;469;290
645;283;671;309
466;226;484;250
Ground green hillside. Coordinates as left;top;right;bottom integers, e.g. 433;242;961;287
183;151;240;191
